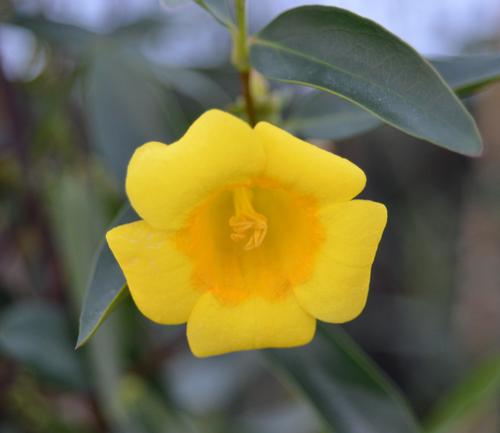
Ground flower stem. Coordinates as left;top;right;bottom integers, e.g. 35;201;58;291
232;0;256;126
240;70;256;126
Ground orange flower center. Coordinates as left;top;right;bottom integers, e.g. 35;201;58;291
177;178;324;304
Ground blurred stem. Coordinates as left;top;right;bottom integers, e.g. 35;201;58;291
0;57;66;303
232;0;256;125
233;0;249;71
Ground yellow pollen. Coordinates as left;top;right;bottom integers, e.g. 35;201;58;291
229;187;268;251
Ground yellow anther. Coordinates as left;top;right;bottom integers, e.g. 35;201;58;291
229;187;268;250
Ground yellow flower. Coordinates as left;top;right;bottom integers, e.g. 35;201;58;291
106;110;387;357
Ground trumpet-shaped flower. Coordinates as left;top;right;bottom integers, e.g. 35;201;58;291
107;110;387;357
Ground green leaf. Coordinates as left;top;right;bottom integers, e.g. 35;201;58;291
86;310;135;432
250;6;482;156
120;375;199;433
193;0;235;29
285;54;500;141
161;0;191;6
47;171;108;304
154;65;232;109
76;204;137;349
266;326;421;433
9;14;96;55
85;49;189;180
11;14;163;54
285;91;382;140
0;302;85;389
431;54;500;96
424;354;500;433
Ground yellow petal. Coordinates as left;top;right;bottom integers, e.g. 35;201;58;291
126;110;266;230
106;221;200;324
187;293;316;357
294;200;387;323
255;122;366;204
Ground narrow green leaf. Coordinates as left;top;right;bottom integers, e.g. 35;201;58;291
431;54;500;96
76;204;137;349
251;6;482;156
424;354;500;433
193;0;235;29
266;326;421;433
0;302;85;389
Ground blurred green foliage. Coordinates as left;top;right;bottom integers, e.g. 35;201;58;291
0;1;499;433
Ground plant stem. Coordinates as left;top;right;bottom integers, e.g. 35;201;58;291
233;0;249;71
240;70;256;126
233;0;257;125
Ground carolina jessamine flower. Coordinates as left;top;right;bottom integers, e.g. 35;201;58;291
107;110;387;357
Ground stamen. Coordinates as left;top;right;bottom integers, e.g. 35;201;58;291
229;187;268;250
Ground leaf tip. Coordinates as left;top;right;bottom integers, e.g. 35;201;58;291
472;143;484;157
465;134;484;157
75;321;94;350
74;333;87;350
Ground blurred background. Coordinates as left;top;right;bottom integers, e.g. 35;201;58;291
0;1;499;432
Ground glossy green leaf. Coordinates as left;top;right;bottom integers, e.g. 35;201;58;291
0;302;85;389
193;0;235;29
285;54;500;141
424;354;500;433
431;54;500;96
76;204;137;349
250;6;482;156
266;326;421;433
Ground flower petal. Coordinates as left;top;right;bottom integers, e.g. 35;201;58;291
187;293;316;357
126;110;266;230
106;221;200;324
294;200;387;323
255;121;366;203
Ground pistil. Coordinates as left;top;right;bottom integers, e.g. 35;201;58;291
229;187;268;250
